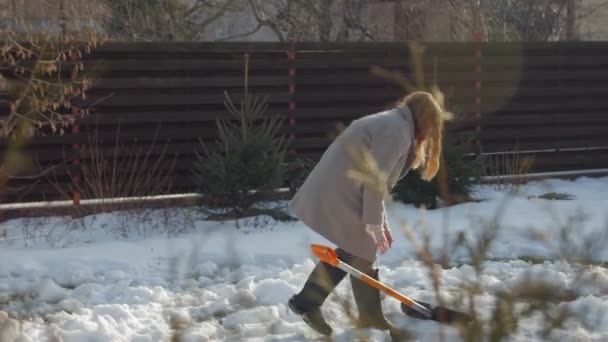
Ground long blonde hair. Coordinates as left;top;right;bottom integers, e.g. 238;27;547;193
396;91;446;181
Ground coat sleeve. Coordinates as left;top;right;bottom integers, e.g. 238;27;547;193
361;131;406;227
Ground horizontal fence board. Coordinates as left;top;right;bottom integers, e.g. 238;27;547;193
8;142;213;163
478;42;608;55
86;42;291;55
291;129;475;142
293;101;608;118
290;121;481;137
84;87;288;98
1;122;295;149
477;86;608;99
292;120;362;136
83;58;289;72
481;138;608;154
294;68;608;83
479;125;608;140
77;109;292;124
482;55;608;68
0;184;184;203
288;41;602;55
295;149;608;174
73;93;291;108
292;132;608;154
294;74;415;86
92;76;292;89
452;112;608;130
293;87;608;106
513;149;608;172
293;56;608;71
0;191;69;203
294;106;392;119
1;126;219;147
466;100;608;114
293;70;608;88
77;111;229;124
9;158;192;181
293;89;403;104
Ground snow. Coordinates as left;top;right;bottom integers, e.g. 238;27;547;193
0;176;607;341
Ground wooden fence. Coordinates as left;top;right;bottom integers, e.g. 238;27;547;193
2;41;608;204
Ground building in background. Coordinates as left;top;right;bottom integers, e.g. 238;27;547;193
581;0;608;39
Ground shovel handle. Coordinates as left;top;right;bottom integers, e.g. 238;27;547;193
358;271;432;318
310;244;432;319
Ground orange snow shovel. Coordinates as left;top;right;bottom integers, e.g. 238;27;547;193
311;244;471;325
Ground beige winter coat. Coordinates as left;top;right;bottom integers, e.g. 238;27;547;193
290;106;416;262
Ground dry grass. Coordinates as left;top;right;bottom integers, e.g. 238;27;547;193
482;147;535;192
40;120;178;232
72;122;177;209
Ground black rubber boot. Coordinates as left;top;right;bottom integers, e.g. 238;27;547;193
351;269;409;341
288;260;347;336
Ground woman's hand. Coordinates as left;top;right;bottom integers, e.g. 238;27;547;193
365;224;390;254
384;220;393;248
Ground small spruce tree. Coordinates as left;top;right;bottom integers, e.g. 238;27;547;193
392;132;482;209
193;54;290;221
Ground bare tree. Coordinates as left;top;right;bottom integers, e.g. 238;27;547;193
443;0;608;41
566;0;578;39
577;0;608;39
393;0;430;41
245;0;377;41
0;0;106;35
0;29;101;200
102;0;239;41
488;0;570;41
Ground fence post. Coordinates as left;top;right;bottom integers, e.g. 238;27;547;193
472;0;483;159
71;119;80;206
285;42;299;194
69;49;81;207
286;42;297;160
473;31;483;158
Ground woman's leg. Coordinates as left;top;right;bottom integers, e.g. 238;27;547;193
288;250;348;335
345;251;407;341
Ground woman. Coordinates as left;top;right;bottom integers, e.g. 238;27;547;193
287;91;447;338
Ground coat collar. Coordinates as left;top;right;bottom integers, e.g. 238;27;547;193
395;105;418;177
395;105;415;141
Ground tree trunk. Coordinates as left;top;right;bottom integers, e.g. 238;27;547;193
394;0;403;40
566;0;578;40
60;0;68;40
10;0;19;30
472;0;483;39
318;0;333;41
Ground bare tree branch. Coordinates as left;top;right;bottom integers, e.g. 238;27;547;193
247;0;286;41
196;0;238;35
102;0;239;41
216;23;265;41
578;0;608;19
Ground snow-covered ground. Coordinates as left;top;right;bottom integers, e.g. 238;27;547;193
1;177;607;341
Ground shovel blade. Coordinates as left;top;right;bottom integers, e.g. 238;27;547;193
401;301;472;325
310;244;340;267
